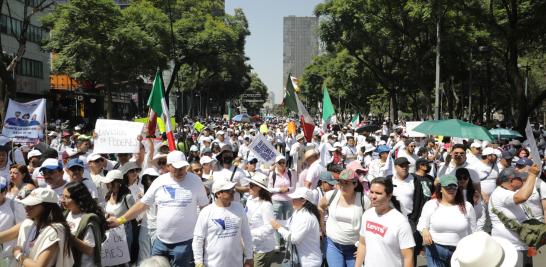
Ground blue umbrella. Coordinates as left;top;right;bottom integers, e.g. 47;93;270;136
232;114;250;122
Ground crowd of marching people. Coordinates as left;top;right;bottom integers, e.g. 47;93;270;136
0;117;545;267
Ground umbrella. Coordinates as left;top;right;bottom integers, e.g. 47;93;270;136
489;128;523;139
232;114;250;122
356;124;380;133
412;119;494;141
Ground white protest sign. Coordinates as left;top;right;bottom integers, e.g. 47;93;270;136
406;121;427;138
101;225;130;266
100;225;131;266
94;119;144;154
525;120;543;170
2;98;46;139
249;134;279;163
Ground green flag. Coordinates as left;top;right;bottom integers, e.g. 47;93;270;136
227;101;233;120
282;73;298;113
351;113;361;128
322;86;335;124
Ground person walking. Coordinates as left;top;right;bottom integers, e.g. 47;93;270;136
268;155;295;251
417;175;477;267
271;187;323;267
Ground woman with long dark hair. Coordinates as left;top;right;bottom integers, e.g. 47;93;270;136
103;170;136;265
417;175;477;267
245;172;275;267
8;164;35;200
62;182;107;267
137;168;159;265
0;188;73;266
271;187;322;267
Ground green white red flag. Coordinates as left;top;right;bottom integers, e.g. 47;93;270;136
147;71;175;151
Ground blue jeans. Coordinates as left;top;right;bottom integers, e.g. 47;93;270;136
325;237;356;267
425;243;456;267
273;200;293;248
152;238;194;267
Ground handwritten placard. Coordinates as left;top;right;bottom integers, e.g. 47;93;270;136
94;119;144;154
101;225;130;266
249;134;279;163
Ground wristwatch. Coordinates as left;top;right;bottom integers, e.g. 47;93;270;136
15;252;23;263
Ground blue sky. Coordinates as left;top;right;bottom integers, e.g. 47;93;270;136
225;0;324;104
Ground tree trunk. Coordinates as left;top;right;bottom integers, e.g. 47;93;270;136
389;86;398;124
165;61;181;107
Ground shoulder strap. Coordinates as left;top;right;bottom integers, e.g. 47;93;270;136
123;194;130;210
327;189;339;207
272;171;277;186
230;166;238;182
359;192;366;212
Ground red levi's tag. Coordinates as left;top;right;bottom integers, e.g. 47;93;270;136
528;247;537;257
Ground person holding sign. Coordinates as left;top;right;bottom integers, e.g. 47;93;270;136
107;151;209;267
0;188;74;267
192;179;253;267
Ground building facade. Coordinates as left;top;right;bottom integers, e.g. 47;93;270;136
283;16;319;86
1;0;50;99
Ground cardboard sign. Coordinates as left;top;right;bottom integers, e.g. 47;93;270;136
249;134;279;163
101;225;130;266
94;119;144;154
525;120;543;170
2;98;46;139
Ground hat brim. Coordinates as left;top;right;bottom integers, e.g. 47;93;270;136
170;161;189;169
287;192;305;199
212;182;236;194
18;196;43;206
450;237;518;267
244;178;270;192
40;166;61;172
101;177;115;184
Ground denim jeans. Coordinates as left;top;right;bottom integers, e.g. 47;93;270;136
325;237;356;267
152;238;194;267
273;200;293;248
425;243;456;267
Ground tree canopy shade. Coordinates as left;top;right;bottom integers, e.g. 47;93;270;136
302;0;546;129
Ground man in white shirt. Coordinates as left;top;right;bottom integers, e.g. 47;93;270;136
65;158;99;202
304;150;325;189
466;141;482;166
192;179;253;267
212;145;249;202
489;166;539;267
40;158;68;203
342;134;358;164
436;144;482;199
355;177;415;267
212;130;227;148
107;150;209;267
474;147;500;198
289;134;306;175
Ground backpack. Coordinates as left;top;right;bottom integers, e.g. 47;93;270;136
327;189;369;212
272;169;292;187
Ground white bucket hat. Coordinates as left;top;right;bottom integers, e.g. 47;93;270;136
244;172;270;192
450;232;517;267
18;188;58;206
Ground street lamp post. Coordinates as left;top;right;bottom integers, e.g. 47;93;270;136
478;45;490;123
518;63;531;98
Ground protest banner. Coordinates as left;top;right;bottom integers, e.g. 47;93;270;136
101;225;130;266
525;120;543;170
406;121;427;138
94;119;144;154
249;134;279;163
134;117;176;133
2;98;46;139
193;121;205;132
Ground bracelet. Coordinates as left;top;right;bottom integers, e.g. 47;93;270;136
116;216;127;225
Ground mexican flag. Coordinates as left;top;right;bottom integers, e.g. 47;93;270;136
290;75;301;93
282;73;299;114
295;93;315;142
147;71;175;151
322;86;335;130
351;113;362;129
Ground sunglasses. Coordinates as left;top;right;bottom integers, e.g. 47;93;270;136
443;184;459;190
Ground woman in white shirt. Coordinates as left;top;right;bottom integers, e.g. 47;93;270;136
121;162;143;203
8;164;35;200
318;169;369;267
0;176;25;266
62;182;107;267
0;188;74;267
245;172;276;267
417;175;477;267
271;187;322;267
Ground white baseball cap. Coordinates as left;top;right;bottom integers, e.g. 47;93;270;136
470;141;482;148
199;156;214;165
39;158;62;172
27;150;42;160
101;170;123;184
482;147;496;156
18;188;58;206
86;153;103;163
167;151;189;169
275;155;286;163
287;187;313;202
212;179;236;194
141;168;159;177
190;145;199;152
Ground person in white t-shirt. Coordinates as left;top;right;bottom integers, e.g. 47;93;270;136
40;158;68;204
193;179;253;267
107;150;209;267
397;139;418;173
436;144;482;199
488;166;540;267
354;177;415;267
65;159;100;202
0;176;25;266
474;147;499;197
271;187;323;267
417;175;477;267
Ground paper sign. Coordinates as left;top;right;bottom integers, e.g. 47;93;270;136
193;121;205;132
94;119;144;154
101;225;130;266
2;98;46;139
249;134;279;163
525;120;543;170
406;121;427;138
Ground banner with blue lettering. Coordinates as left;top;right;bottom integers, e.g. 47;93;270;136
249;134;279;163
2;98;46;139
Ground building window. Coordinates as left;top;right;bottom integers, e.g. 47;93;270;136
0;14;46;44
16;58;44;79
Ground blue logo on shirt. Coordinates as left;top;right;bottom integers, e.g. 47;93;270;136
212;219;226;230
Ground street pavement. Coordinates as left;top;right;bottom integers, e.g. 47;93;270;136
270;245;546;266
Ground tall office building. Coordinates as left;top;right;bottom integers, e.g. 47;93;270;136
283;16;319;87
